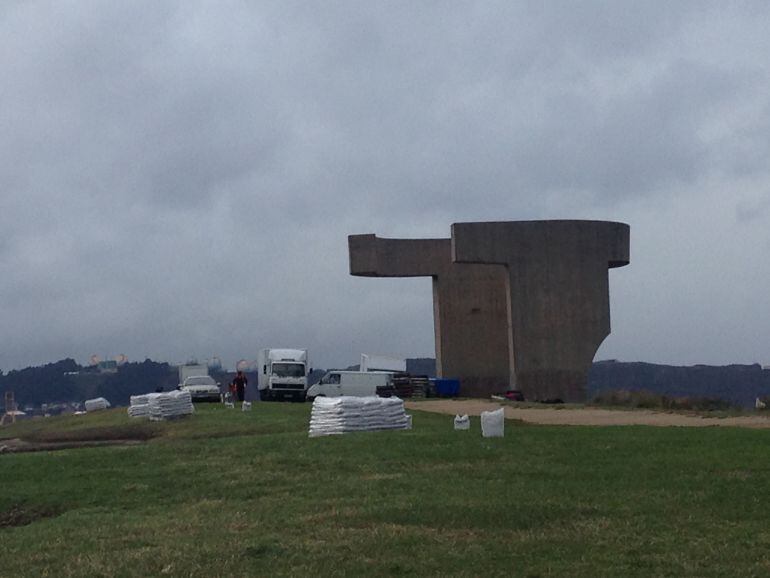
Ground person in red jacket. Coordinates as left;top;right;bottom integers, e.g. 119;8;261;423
231;371;248;402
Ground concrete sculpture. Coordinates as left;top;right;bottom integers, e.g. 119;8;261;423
451;220;630;402
348;234;509;395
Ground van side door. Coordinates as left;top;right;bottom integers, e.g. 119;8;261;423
324;372;342;397
351;373;378;397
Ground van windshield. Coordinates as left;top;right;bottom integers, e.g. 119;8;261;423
320;373;340;384
272;363;304;377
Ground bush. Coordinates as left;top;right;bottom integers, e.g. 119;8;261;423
591;389;735;412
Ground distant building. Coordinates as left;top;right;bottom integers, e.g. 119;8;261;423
97;360;118;374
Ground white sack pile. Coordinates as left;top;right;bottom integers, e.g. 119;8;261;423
127;393;159;418
84;397;111;412
148;390;194;421
309;396;410;437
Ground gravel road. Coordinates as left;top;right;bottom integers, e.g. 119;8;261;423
405;399;770;428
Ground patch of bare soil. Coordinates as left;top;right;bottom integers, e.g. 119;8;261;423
0;437;145;454
405;400;770;428
0;504;61;528
22;424;159;443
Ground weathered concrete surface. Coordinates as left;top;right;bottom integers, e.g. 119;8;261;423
349;234;509;396
451;220;630;403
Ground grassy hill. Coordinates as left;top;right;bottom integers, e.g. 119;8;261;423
3;403;770;576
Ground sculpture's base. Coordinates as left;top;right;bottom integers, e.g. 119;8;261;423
517;370;587;404
454;376;511;398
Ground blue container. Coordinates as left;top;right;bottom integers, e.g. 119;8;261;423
434;378;460;397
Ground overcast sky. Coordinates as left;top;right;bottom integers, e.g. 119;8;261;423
2;1;770;372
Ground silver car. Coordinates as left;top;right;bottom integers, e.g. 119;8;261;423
179;375;220;402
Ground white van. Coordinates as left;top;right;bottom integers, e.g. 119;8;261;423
307;370;394;399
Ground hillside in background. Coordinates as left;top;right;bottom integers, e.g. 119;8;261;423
401;358;770;408
3;357;770;409
0;360;249;411
588;361;770;408
0;359;178;410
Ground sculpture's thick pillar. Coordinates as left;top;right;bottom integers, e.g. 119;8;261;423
451;220;630;402
349;234;509;396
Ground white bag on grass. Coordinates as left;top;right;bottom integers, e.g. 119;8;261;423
85;397;110;412
481;407;504;438
454;414;470;430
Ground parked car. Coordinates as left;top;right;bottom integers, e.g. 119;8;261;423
306;370;394;400
179;375;220;402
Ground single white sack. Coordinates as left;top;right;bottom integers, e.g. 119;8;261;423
454;414;470;430
242;401;252;412
405;414;412;429
481;407;504;438
84;397;111;412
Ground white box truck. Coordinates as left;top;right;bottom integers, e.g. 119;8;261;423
360;354;406;373
177;363;220;402
307;370;395;400
258;348;309;401
178;364;209;383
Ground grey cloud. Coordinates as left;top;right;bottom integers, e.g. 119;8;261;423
2;2;770;371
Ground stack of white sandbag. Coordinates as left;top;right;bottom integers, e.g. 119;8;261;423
309;396;410;437
127;393;158;418
148;390;194;421
84;397;111;412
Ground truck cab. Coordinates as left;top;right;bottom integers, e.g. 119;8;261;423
258;348;309;401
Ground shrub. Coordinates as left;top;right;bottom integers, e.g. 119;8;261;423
591;389;735;412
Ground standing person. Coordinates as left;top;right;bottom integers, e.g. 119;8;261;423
232;371;248;402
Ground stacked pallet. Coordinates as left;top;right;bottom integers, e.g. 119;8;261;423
308;396;410;437
390;375;413;398
374;384;398;397
409;376;430;398
148;390;194;421
382;375;431;399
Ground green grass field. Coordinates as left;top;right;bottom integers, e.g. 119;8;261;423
3;403;770;577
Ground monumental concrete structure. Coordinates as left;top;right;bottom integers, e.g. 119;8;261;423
451;220;630;403
349;234;509;395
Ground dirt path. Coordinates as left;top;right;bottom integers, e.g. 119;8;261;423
405;400;770;428
0;437;144;454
